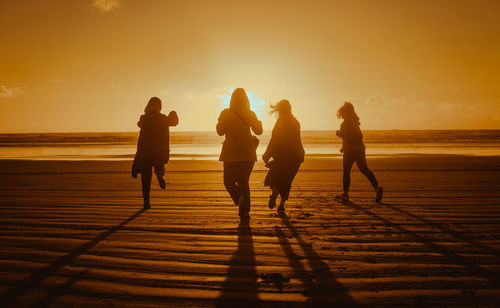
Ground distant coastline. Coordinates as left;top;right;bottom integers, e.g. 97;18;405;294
0;130;499;160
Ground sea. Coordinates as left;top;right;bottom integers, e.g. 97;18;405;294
0;130;499;161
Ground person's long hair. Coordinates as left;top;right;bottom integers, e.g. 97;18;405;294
145;97;162;114
229;88;251;115
269;99;292;118
337;102;360;124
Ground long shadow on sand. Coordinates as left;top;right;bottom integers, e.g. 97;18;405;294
346;201;499;285
275;215;356;305
216;219;258;307
34;269;89;307
378;202;500;259
1;208;146;306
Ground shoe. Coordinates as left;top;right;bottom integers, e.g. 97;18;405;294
143;202;150;210
376;186;383;203
268;195;277;209
335;193;349;203
238;197;250;218
277;205;285;216
158;177;166;189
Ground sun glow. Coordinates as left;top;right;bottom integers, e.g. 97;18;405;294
218;87;267;120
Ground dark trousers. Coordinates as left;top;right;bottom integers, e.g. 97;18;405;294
140;163;165;203
223;161;255;207
343;150;378;193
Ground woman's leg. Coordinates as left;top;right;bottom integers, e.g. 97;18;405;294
274;162;300;214
342;152;356;194
279;162;301;201
268;186;279;209
141;167;152;208
237;161;254;200
223;162;240;205
354;151;378;189
154;163;166;189
236;161;255;217
265;166;279;209
355;151;383;202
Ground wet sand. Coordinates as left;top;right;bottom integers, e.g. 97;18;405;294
0;155;499;306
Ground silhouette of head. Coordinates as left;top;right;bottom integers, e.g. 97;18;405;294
270;99;292;118
145;97;162;114
337;102;360;124
229;88;251;113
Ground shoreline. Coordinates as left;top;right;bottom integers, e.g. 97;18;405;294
1;154;499;173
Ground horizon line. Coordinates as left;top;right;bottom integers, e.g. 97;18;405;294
1;128;500;135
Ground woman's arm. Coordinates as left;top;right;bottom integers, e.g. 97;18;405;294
262;120;280;163
341;122;361;141
249;112;263;135
137;115;145;128
216;110;227;136
167;111;179;126
336;122;344;138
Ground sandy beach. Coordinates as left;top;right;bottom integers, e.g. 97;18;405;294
0;155;499;306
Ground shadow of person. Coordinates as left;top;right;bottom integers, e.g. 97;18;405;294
35;269;89;308
277;214;356;305
216;218;259;307
378;202;500;259
345;201;499;285
1;208;146;306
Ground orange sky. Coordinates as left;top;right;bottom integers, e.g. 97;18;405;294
1;0;499;132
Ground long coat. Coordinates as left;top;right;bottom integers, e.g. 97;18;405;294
262;115;305;164
132;111;178;174
216;108;263;162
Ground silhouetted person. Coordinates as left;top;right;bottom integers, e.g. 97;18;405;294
335;102;382;203
132;97;178;209
217;88;263;219
262;100;304;216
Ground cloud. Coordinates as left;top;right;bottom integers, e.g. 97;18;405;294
0;85;22;99
51;78;68;84
358;95;500;129
93;0;120;12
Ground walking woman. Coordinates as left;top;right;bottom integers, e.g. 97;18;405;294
335;102;382;203
132;97;178;209
217;88;263;219
262;100;304;216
